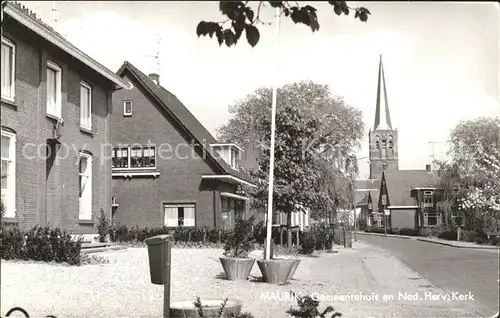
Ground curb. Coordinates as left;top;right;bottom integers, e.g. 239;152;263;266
81;246;128;254
358;232;499;250
415;238;499;250
357;232;412;240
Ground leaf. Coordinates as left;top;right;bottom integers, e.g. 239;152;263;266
216;29;224;46
223;29;236;47
196;21;207;37
246;7;255;22
308;12;320;32
245;25;260;47
333;4;343;16
268;1;283;8
359;12;368;22
290;9;307;24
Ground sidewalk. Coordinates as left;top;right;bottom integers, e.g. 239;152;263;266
358;231;499;250
1;244;486;318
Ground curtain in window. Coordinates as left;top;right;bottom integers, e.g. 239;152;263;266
80;85;90;128
1;135;10;211
1;44;12;95
183;206;195;226
79;155;92;220
164;207;178;227
47;68;57;111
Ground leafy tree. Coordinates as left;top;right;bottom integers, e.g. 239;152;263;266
439;117;500;233
218;81;364;246
196;1;370;47
433;160;461;226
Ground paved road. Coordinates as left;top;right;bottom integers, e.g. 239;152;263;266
358;233;499;317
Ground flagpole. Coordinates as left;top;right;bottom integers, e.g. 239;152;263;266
265;7;281;260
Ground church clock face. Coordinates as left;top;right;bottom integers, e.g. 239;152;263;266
382;161;388;170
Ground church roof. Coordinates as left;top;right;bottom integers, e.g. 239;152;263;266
373;55;393;130
355;179;380;207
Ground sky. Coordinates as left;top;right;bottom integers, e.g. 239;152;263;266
22;1;499;179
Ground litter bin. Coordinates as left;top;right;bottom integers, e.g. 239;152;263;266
145;234;172;285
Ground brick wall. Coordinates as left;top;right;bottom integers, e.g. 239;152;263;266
111;73;231;229
1;18;113;234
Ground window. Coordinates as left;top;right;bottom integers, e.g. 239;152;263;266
1;37;15;101
112;146;156;169
424;212;441;227
424;191;433;208
230;147;239;169
80;81;92;130
112;148;129;168
131;146;155;168
47;61;62;119
79;153;92;220
375;136;380;149
388;136;393;149
1;130;16;217
124;100;132;116
164;204;195;227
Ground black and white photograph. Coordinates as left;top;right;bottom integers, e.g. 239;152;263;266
1;1;499;317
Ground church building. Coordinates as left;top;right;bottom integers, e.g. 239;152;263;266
356;56;443;231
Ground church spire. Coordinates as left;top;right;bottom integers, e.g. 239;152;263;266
374;55;392;130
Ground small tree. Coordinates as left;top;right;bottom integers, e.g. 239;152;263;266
223;216;256;258
97;209;110;243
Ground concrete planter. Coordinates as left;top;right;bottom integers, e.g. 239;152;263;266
219;257;255;280
170;299;243;318
257;258;300;285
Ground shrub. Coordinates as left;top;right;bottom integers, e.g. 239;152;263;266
97;209;110;243
1;225;82;265
0;226;24;259
287;293;342;318
193;297;254;318
299;232;316;255
438;230;457;241
223;216;256;258
398;228;420;236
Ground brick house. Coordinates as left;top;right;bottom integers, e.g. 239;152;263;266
110;61;256;230
1;2;131;233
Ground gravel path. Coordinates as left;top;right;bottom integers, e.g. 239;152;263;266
1;242;482;317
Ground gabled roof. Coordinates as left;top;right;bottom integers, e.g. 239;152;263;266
355;179;380;207
116;61;254;185
2;2;131;90
384;170;432;206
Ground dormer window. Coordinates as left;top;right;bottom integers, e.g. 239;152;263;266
230;147;240;170
210;143;243;170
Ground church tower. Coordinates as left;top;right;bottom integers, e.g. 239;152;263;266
369;55;399;179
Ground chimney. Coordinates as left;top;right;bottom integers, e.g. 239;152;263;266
149;73;160;85
426;164;431;172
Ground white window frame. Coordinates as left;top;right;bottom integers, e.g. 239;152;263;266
46;61;62;119
1;37;16;102
80;81;92;130
1;130;16;217
123;100;132;116
78;152;93;220
164;203;196;227
112;145;156;170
